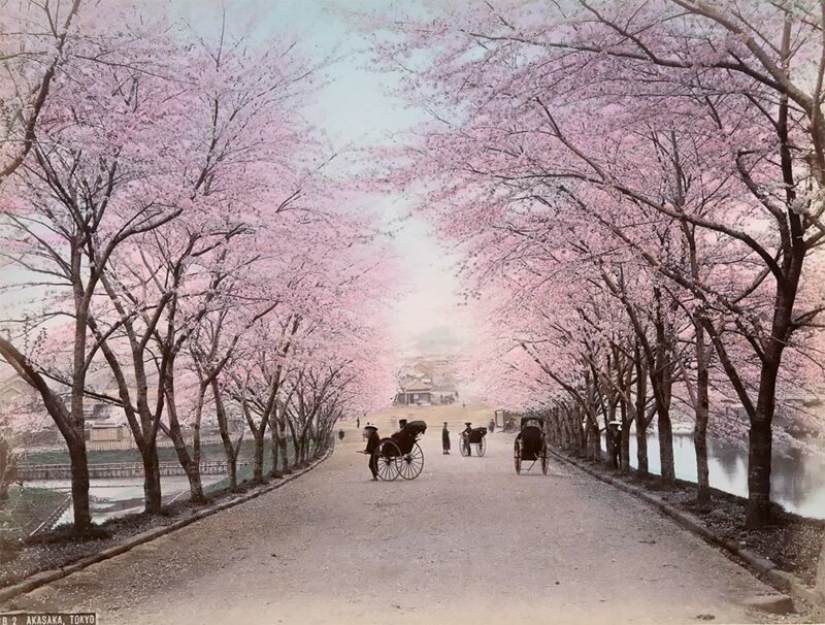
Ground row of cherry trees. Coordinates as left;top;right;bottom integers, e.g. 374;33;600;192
0;1;395;531
369;0;825;529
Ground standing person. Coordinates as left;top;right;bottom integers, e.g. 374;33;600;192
462;422;473;456
488;418;496;434
356;417;360;429
363;425;380;481
442;422;451;455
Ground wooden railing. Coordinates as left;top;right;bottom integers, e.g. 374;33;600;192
18;460;251;481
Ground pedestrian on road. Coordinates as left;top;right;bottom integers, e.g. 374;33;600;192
488;418;495;434
338;429;345;441
356;417;360;429
442;422;451;454
463;422;473;456
363;425;380;480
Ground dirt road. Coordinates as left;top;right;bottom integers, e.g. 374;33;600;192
2;404;788;624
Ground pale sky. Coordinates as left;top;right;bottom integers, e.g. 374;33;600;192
186;0;476;355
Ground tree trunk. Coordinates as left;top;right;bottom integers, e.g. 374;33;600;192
174;441;206;503
746;417;773;528
269;420;282;479
287;419;301;468
279;418;291;474
183;461;204;503
68;442;92;531
141;444;162;514
653;298;676;486
252;430;265;484
619;400;630;473
166;425;204;503
165;380;205;503
657;409;675;485
635;417;648;476
694;324;711;506
213;381;238;491
635;352;649;476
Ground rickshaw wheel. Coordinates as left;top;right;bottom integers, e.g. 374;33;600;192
541;446;549;475
397;442;424;480
459;435;470;457
513;441;521;475
375;439;401;481
477;437;487;457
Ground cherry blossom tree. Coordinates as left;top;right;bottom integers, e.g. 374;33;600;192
365;0;825;528
0;0;83;182
0;4;190;529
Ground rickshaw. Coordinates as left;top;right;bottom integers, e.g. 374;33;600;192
373;420;427;481
514;416;548;475
459;424;487;457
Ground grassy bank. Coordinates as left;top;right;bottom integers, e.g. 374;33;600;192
0;487;67;542
204;440;313;493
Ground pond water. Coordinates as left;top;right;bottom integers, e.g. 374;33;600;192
623;433;825;520
37;475;224;527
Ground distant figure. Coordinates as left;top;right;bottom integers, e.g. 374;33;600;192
338;429;345;441
488;419;495;434
363;425;380;481
462;402;466;409
356;417;360;429
442;422;451;455
463;422;473;456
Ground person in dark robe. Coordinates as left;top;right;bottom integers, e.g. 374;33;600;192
442;422;451;454
363;425;380;480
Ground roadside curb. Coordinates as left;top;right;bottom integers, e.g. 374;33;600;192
0;451;332;605
548;449;822;614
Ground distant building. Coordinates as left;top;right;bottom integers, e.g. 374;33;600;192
394;358;460;405
395;379;432;406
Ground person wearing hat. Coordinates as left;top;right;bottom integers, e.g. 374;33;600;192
462;422;473;456
362;425;380;480
441;422;451;455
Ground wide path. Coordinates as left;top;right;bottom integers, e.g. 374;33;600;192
3;410;783;624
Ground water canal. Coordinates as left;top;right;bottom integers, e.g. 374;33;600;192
627;433;825;519
36;475;225;527
27;432;825;527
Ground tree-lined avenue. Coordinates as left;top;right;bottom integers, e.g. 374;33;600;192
2;406;784;625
